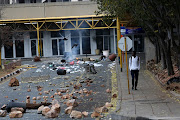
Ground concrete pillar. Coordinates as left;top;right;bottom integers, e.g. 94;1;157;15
65;30;71;52
43;31;52;57
13;38;16;58
24;32;31;58
113;28;117;54
1;46;5;59
90;30;96;55
110;28;114;54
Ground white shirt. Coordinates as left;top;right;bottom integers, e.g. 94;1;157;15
129;56;140;71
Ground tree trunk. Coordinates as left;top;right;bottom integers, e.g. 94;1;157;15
161;48;167;69
155;42;159;64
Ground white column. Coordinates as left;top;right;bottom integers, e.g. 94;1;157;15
24;32;31;58
43;31;52;57
90;30;96;55
13;37;16;58
1;46;5;59
113;28;117;54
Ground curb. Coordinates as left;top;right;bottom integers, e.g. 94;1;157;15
0;68;23;82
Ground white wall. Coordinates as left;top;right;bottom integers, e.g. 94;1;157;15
43;31;52;57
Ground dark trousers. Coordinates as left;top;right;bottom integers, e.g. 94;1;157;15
131;70;139;88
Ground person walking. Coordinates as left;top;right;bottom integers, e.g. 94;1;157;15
129;51;140;90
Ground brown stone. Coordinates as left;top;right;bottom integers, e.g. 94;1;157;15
51;104;61;114
27;89;31;92
34;56;41;62
1;104;6;110
37;86;43;91
39;92;42;95
45;109;59;118
82;111;88;117
65;106;73;114
44;91;49;94
4;96;8;98
91;111;101;118
66;99;78;107
70;110;82;119
33;100;36;104
11;107;24;113
42;106;51;116
106;89;111;93
8;77;19;87
37;96;41;100
105;102;113;107
0;110;7;117
32;97;36;100
50;95;54;98
9;111;23;118
26;99;30;104
37;105;44;114
112;94;117;98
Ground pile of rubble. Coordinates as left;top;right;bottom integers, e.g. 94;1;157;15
147;59;180;93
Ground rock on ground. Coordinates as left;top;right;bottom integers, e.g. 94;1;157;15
42;106;51;116
0;110;7;117
8;77;19;87
65;106;73;114
37;105;44;114
45;109;59;118
11;107;24;113
9;111;23;118
70;110;82;119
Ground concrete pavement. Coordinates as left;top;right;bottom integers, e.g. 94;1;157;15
112;58;180;120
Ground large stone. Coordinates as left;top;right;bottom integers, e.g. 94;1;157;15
42;106;51;116
9;111;23;118
82;111;88;117
70;110;82;119
106;89;111;93
66;99;78;107
0;110;7;117
51;104;61;114
11;107;24;113
91;111;101;118
105;102;113;107
37;105;44;114
8;77;19;87
65;106;73;114
34;56;41;62
45;109;59;118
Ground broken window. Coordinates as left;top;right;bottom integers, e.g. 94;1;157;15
4;40;13;58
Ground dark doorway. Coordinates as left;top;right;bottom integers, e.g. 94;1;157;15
31;40;36;56
4;41;13;58
52;39;58;55
82;37;91;54
15;40;24;57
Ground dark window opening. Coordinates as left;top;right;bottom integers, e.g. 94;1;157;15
51;0;56;2
52;39;58;55
30;0;36;3
4;41;13;58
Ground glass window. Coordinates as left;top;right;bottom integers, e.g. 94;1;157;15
71;37;80;55
31;40;36;56
59;39;65;55
51;31;65;38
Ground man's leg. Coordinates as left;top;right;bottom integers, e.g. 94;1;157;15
135;70;139;90
131;70;135;90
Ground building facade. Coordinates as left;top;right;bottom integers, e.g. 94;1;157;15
0;0;144;59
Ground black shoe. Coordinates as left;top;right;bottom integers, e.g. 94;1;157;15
132;87;134;90
135;88;137;90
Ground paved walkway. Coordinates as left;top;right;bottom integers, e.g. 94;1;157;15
115;60;180;120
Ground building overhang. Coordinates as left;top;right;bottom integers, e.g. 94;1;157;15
0;15;128;31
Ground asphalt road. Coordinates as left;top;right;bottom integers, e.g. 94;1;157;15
0;58;115;120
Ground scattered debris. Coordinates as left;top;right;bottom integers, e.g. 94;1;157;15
26;96;30;103
106;89;111;93
34;56;41;62
27;89;31;92
91;111;102;118
105;102;113;107
66;99;78;107
112;94;117;98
